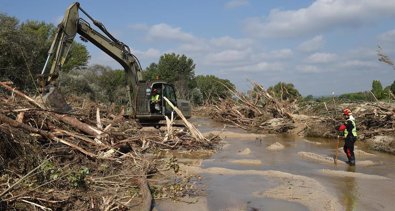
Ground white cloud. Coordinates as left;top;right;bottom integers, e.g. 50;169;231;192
178;43;209;53
209;36;253;50
244;0;395;38
338;60;378;69
134;48;161;59
253;62;285;72
205;49;250;65
268;49;293;59
230;62;286;73
306;52;337;63
146;23;196;42
296;65;321;73
298;35;324;53
225;0;249;9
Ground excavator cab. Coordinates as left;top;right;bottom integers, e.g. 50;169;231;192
135;81;191;126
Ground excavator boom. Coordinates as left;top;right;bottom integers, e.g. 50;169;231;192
40;2;143;115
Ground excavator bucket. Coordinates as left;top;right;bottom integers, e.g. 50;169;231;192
41;85;72;113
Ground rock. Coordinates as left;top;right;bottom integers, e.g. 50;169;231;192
266;142;285;151
238;148;251;155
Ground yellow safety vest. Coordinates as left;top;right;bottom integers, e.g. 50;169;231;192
344;119;357;137
151;94;159;102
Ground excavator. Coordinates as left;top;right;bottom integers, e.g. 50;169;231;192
39;2;191;126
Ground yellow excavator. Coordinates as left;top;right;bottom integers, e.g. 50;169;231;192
39;2;191;126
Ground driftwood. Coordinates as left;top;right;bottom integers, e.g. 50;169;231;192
0;113;98;158
52;113;102;136
163;97;206;141
0;81;45;109
211;82;295;133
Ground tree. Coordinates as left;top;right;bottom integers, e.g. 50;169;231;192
390;80;395;95
267;82;301;101
0;14;90;92
195;75;235;104
339;91;375;102
59;65;128;104
189;88;203;106
97;68;127;104
142;63;159;81
382;86;392;100
143;53;196;99
371;80;383;100
61;42;90;72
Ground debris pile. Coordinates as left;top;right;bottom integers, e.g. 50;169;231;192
210;83;295;133
208;82;395;154
0;81;219;210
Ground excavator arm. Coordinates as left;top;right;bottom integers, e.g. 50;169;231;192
41;2;143;114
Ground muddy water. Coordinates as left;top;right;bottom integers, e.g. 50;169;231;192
158;117;395;211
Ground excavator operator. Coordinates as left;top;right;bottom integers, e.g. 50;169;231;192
150;89;161;113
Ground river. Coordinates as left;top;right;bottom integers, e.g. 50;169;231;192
156;117;395;211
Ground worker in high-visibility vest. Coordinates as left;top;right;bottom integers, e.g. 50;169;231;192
338;108;357;166
150;88;161;113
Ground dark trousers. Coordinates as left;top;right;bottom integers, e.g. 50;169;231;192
343;136;357;163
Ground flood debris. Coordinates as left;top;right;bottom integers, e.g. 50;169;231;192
208;82;395;155
0;81;220;210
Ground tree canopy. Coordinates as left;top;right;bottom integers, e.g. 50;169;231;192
267;82;301;101
0;13;90;92
371;80;383;100
143;53;196;99
195;75;235;104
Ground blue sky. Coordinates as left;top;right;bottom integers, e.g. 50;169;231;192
2;0;395;96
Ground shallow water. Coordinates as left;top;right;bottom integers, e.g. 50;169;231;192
160;117;395;211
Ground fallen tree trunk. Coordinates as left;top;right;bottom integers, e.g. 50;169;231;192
52;113;102;137
163;97;206;141
0;81;45;109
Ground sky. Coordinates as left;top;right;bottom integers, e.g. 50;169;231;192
2;0;395;96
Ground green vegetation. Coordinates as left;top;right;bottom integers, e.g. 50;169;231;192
59;65;128;104
371;80;384;99
195;75;235;105
143;53;196;99
267;82;301;101
0;14;89;92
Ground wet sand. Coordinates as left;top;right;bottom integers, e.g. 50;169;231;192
187;166;342;211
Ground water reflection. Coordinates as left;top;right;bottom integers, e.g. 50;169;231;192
343;166;358;211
